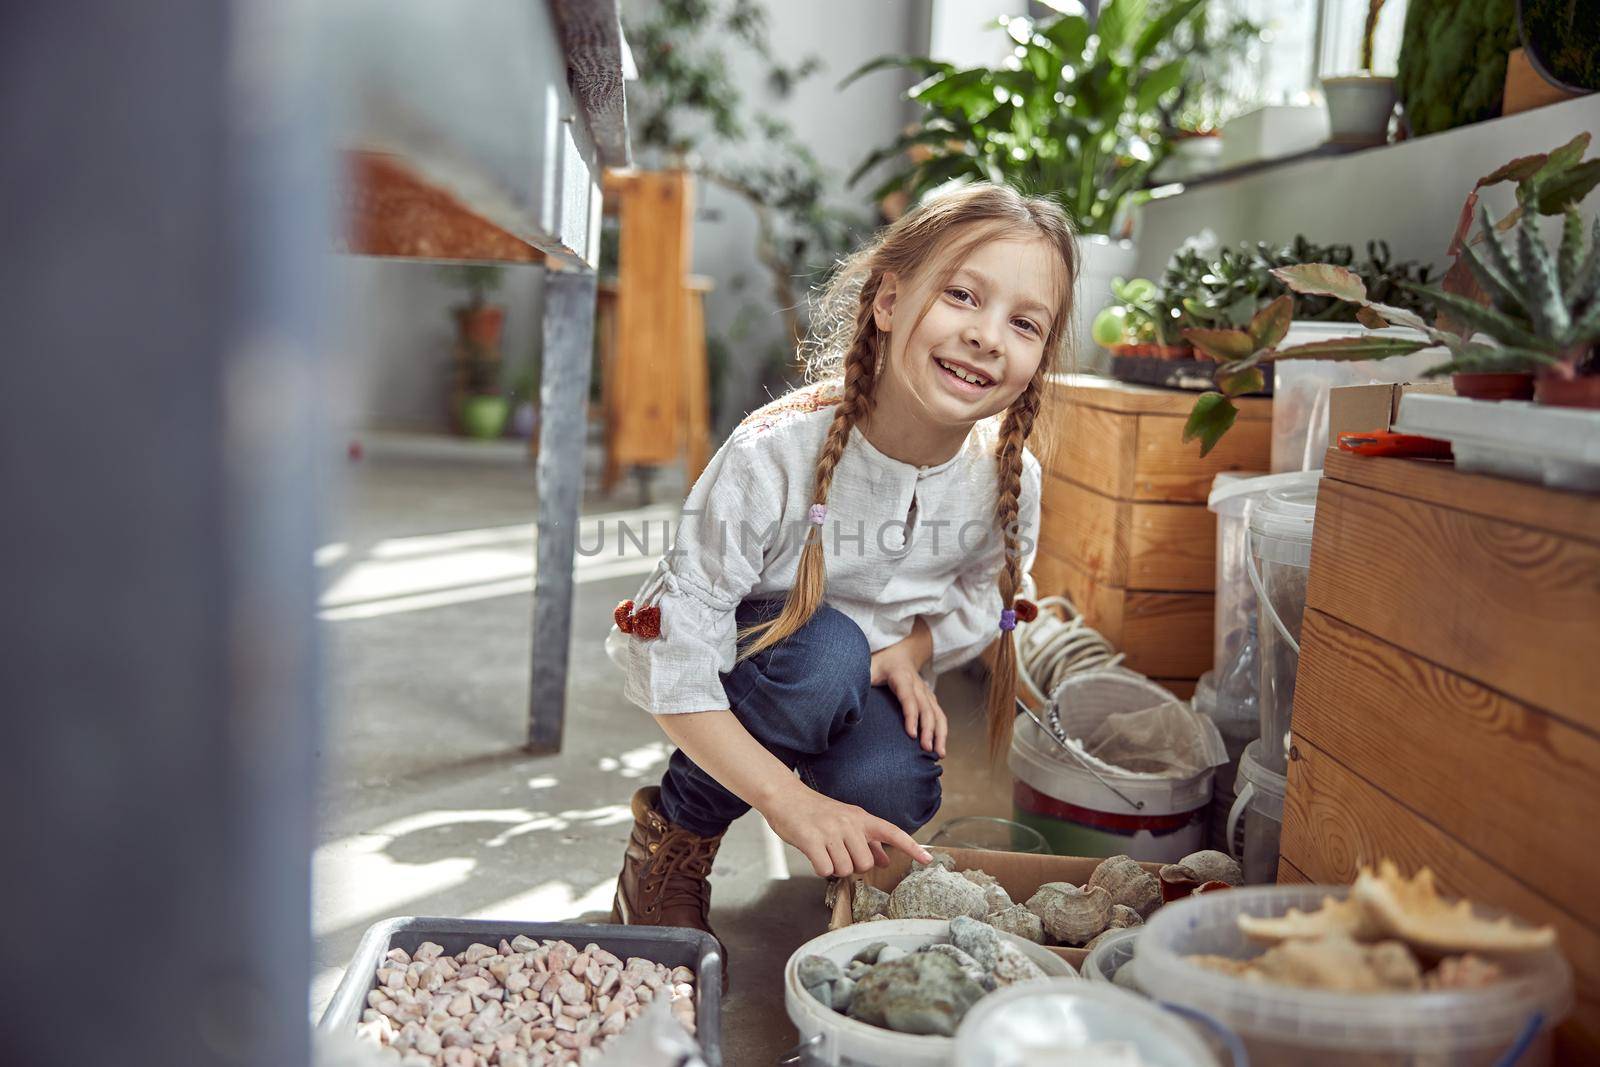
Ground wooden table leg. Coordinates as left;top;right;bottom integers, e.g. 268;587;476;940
528;268;597;753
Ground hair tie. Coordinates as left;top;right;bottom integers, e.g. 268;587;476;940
1013;598;1038;623
808;503;828;525
999;608;1018;632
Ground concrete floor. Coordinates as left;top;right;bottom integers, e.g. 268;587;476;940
310;435;1012;1065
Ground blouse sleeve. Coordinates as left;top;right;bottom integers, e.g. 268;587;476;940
924;450;1042;675
608;431;790;715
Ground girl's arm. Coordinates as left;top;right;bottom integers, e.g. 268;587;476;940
655;710;931;877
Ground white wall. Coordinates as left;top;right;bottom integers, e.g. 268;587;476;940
1132;96;1600;282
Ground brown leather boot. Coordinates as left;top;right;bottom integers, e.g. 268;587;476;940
610;787;726;956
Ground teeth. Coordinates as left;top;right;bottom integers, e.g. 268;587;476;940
936;358;990;386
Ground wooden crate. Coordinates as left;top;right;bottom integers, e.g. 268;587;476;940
1032;375;1272;694
1281;450;1600;1060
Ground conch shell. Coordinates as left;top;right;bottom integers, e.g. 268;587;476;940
1352;861;1557;955
1026;882;1113;945
1088;855;1162;919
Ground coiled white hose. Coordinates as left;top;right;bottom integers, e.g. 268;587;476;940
1015;595;1126;708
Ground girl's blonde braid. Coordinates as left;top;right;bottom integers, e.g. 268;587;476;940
737;292;882;659
985;374;1044;759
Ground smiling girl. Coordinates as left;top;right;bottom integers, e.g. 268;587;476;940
606;182;1077;953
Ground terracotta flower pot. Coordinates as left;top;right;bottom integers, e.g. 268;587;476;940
1534;375;1600;409
454;304;506;349
1451;371;1535;402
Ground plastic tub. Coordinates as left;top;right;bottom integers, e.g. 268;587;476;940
1138;885;1574;1066
1207;470;1321;726
1249;483;1318;775
318;916;724;1065
782;918;1077;1067
1270;326;1446;472
1010;670;1215;863
1082;926;1145;995
1192;673;1250;856
1393;393;1600;492
953;979;1228;1067
1225;739;1287;884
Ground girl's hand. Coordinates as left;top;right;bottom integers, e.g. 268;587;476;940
872;645;948;759
761;782;931;877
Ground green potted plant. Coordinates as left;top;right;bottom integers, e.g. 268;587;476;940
457;341;509;439
1322;0;1398;144
845;0;1207;360
1157;9;1264;181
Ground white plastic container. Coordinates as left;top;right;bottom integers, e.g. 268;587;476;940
1248;483;1318;774
1219;104;1330;169
1082;926;1144;993
1225;739;1287;884
1271;324;1446;472
1010;670;1217;863
783;919;1077;1067
1393;393;1600;492
1138;886;1574;1066
953;979;1226;1067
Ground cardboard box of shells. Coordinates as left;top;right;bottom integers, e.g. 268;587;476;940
830;846;1241;968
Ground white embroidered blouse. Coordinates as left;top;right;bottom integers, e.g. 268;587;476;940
607;382;1042;714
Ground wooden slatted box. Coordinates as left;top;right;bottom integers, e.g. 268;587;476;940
1032;375;1274;698
1281;449;1600;1060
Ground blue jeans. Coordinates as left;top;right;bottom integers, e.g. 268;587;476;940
657;600;944;838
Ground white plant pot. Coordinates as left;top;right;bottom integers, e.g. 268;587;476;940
1321;75;1396;144
1074;234;1139;373
1219;104;1329;169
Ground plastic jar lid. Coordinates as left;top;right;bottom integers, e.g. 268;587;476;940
1208;469;1320;517
1248;484;1319;567
1238;739;1286;820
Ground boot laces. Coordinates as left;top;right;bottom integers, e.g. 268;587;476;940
648;833;717;913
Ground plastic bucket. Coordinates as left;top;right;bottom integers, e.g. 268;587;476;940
1226;739;1287;884
1138;886;1574;1066
1082;927;1144;993
1249;483;1318;775
1010;671;1214;863
953;979;1230;1067
781;919;1076;1067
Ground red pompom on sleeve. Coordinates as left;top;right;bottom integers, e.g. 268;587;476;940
613;600;635;633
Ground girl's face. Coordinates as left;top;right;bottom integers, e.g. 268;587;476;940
873;233;1063;428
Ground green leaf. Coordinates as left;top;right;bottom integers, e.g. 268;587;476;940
1361;300;1430;333
1095;0;1148;55
846;125;961;187
1567;216;1600;309
1040;13;1092;57
1535;160;1600;216
1427;342;1560;375
838;54;956;90
1516;213;1571;337
1478;207;1524;302
1404;283;1544;348
1559;207;1585;295
1183;392;1238;458
1216;365;1265;397
1271;336;1434;362
1528;132;1592;197
1248;295;1293;350
1134;58;1188;112
1459;239;1529;318
1272;264;1367;304
1132;0;1206;61
1475;152;1548;191
1182;327;1258;362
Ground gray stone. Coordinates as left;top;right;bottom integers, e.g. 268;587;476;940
846;953;986;1037
875;945;909;964
850;942;888;966
950;916;1048;989
924;942;992;991
887;865;990;921
831;975;856;1012
845;960;872;981
960;869;1013;912
796;955;842;989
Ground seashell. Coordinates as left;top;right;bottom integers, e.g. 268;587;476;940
1353;861;1557;955
914;850;957;872
1026;882;1113;945
1238;894;1378;944
1249;934;1422;992
1426;954;1505;990
852;881;890;922
887;865;990;921
982;904;1046;944
960;869;1013;912
1106;904;1143;930
1088;855;1162;919
1162;850;1243;888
